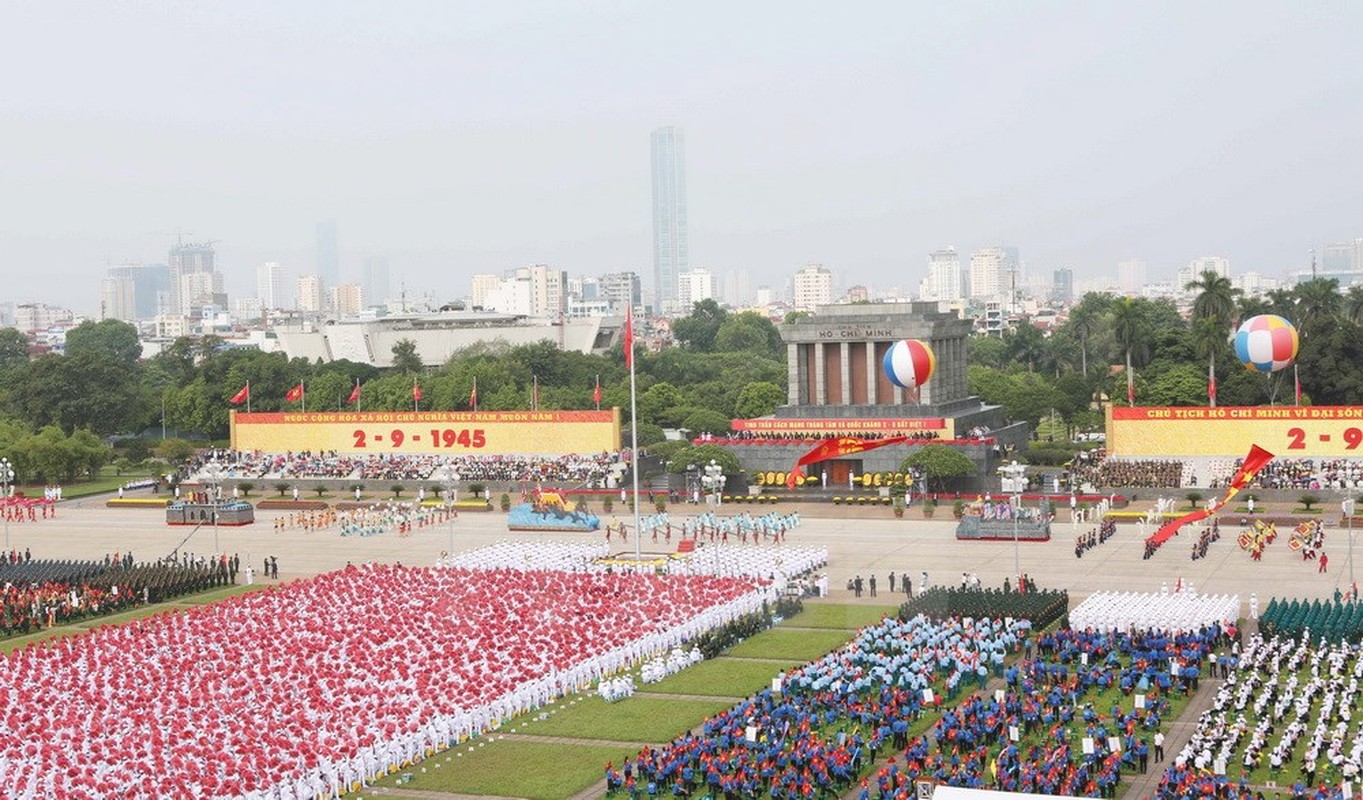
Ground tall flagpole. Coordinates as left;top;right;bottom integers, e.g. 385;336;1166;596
532;374;538;412
472;376;478;412
628;310;641;563
301;382;306;414
356;379;362;412
246;380;251;414
595;373;600;411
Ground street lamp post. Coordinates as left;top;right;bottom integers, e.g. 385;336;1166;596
202;463;222;554
1345;493;1357;598
440;466;459;564
1001;460;1027;586
702;460;726;507
0;458;12;552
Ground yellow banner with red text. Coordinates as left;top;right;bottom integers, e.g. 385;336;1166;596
230;410;621;455
1108;406;1363;457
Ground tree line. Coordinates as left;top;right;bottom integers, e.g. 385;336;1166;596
1;281;1361;484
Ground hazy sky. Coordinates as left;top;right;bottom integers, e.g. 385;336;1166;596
2;1;1360;314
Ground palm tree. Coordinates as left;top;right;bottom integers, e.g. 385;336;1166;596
1185;269;1240;326
1345;286;1363;325
1110;298;1151;406
1067;303;1100;378
1236;295;1272;320
1186;270;1239;407
1294;277;1342;331
1191;317;1226;407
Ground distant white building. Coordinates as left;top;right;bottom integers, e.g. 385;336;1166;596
296;274;325;313
968;247;1006;300
99;277;137;322
792;264;833;311
1229;272;1278;295
257;262;288;310
470;274;502;310
677;269;714;308
926;248;963;302
477;265;567;317
1117;259;1147;295
1180;257;1230;291
16;302;73;333
330;283;364;317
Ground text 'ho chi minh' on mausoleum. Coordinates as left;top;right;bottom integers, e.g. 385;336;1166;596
714;303;1030;492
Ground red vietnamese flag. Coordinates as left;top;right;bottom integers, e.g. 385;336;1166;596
593;378;602;407
413;380;423;402
347;381;361;405
623;306;634;369
785;435;911;489
467;376;476;409
228;384;250;405
284;382;304;403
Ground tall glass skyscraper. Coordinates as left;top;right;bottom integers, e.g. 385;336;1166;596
316;219;340;289
650;126;687;313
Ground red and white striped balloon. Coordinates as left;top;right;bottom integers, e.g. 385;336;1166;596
882;339;937;389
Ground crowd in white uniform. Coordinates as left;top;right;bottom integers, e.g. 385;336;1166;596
1068;588;1240;633
437;540;827;587
640;646;704;684
0;556;775;799
1182;633;1363;783
662;544;828;583
598;675;637;703
441;540;609;572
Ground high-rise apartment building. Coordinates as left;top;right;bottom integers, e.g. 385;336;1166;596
99;277;137;322
179;270;225;318
1118;259;1148;295
926;248;963;302
316;220;340;289
721;269;751;307
598;271;642;314
104;262;170;319
793;264;834;311
650;126;688;313
470;274;502;310
477;265;567;317
257;262;288;311
1180;256;1230;290
329;284;364;317
168;241;216;316
362;256;389;307
297;274;325;313
677;269;714;309
1052;268;1074;303
968;247;1006;300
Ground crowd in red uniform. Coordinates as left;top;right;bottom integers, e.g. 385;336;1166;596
0;563;766;798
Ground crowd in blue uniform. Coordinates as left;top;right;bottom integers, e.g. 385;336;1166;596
606;616;1239;799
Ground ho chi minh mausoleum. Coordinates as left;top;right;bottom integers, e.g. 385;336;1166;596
716;303;1029;491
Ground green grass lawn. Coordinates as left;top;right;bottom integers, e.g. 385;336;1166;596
21;465;160;501
513;695;732;743
725;627;854;662
364;738;636;800
794;602;899;630
636;656;802;698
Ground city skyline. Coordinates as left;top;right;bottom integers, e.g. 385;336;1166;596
2;3;1360;315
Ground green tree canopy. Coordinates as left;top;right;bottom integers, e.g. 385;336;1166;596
390;339;423;374
65;319;142;365
672;299;728;352
666;443;742;479
900;445;976;492
734;381;786;419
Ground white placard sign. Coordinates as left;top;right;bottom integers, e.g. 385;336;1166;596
1082;737;1095;755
